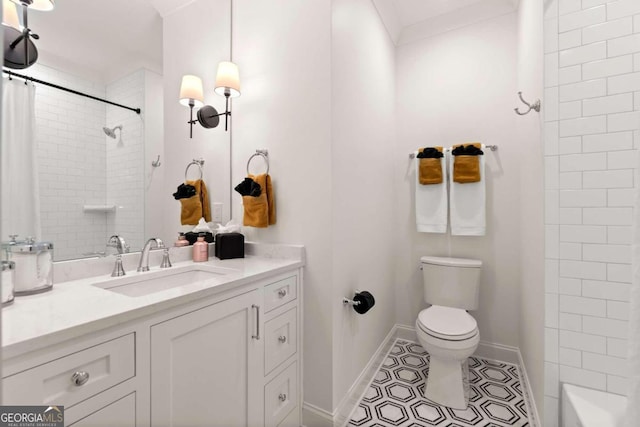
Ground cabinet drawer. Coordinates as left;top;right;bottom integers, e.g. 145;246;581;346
3;334;135;408
69;393;136;427
265;361;297;427
277;404;299;427
264;275;297;313
264;307;297;374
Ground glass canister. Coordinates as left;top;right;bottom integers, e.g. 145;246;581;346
1;260;15;306
1;234;19;261
6;238;54;295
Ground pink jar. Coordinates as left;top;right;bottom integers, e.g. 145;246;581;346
193;236;208;262
175;233;189;247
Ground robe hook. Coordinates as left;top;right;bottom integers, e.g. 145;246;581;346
151;155;161;168
514;91;541;115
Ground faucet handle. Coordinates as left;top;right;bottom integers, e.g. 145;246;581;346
160;248;172;269
111;255;126;277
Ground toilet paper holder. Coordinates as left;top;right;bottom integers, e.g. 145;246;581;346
342;290;376;315
343;290;362;306
342;297;361;306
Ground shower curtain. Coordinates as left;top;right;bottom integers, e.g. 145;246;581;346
1;77;41;241
627;150;640;426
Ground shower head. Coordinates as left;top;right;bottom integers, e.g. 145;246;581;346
103;125;123;139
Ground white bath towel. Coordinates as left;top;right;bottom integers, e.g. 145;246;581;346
415;157;447;233
449;150;486;236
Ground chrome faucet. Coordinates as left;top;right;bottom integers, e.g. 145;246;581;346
107;235;130;254
137;238;165;272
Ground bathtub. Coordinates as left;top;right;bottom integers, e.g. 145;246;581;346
562;384;627;427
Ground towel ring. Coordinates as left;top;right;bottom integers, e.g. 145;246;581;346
185;158;204;181
247;150;269;175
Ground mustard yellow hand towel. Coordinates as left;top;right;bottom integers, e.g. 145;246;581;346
243;174;276;227
418;146;444;185
452;143;482;183
180;179;211;225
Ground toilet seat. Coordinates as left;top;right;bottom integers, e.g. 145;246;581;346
417;305;478;341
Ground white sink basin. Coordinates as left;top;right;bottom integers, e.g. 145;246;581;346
92;265;237;297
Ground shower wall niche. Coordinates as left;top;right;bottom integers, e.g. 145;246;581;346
29;63;157;261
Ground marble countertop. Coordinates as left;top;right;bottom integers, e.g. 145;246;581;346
2;243;304;359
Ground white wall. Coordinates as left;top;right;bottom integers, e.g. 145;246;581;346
162;0;231;245
394;13;521;348
331;0;396;410
543;0;640;425
517;0;545;421
232;0;334;413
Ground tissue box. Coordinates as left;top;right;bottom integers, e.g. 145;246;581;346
215;233;244;260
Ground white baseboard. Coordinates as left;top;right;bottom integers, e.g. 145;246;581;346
394;323;417;341
302;402;333;427
518;351;541;427
476;340;521;364
302;323;539;427
333;326;398;427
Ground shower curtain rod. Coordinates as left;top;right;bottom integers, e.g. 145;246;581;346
2;69;141;115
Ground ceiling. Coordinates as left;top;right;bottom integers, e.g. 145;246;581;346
23;0;194;83
391;0;488;28
373;0;520;45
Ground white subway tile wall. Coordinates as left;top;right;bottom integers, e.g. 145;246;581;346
30;64;108;260
105;70;145;253
29;64;146;260
544;0;638;424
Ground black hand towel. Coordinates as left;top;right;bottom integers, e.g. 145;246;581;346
417;147;444;159
234;177;262;197
451;144;484;156
173;183;197;200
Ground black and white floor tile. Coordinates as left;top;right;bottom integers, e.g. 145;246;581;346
348;340;530;427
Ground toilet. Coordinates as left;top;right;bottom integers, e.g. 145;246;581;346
415;256;481;410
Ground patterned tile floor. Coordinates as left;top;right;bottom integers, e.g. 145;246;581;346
348;340;530;427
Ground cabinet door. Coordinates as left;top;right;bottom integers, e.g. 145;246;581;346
69;393;135;427
151;290;263;427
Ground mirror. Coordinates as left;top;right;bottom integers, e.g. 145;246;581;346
1;0;232;262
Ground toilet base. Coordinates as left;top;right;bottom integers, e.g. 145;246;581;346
424;356;470;410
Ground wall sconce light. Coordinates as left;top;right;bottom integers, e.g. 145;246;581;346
2;0;55;70
179;75;205;139
180;61;241;138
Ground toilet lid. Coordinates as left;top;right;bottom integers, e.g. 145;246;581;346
418;305;478;340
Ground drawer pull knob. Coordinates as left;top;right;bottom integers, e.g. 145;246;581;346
278;335;287;343
277;288;287;298
278;393;287;402
71;371;90;386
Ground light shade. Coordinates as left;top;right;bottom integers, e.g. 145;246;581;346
179;75;204;108
2;0;20;30
11;0;54;11
214;61;240;98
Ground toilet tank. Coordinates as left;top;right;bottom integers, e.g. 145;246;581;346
421;256;481;310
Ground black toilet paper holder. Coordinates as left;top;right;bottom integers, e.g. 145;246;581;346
342;290;376;315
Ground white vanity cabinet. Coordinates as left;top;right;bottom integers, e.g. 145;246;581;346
3;333;137;426
2;264;303;427
150;289;263;427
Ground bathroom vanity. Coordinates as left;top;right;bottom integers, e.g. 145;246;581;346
2;243;304;427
